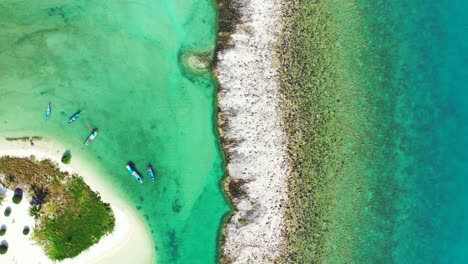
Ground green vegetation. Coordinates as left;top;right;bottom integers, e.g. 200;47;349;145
0;242;7;254
34;177;115;260
238;218;248;226
61;150;72;164
5;136;30;141
0;225;6;236
12;188;23;204
216;0;241;52
5;136;42;142
4;207;11;217
29;206;41;219
0;156;115;260
23;226;30;235
12;195;22;204
278;1;389;263
279;2;343;260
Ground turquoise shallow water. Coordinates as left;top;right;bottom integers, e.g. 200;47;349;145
0;1;229;263
349;0;468;262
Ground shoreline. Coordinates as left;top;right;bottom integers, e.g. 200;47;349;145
0;137;154;263
215;0;289;262
215;0;464;263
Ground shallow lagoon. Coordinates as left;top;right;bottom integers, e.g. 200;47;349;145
0;1;229;263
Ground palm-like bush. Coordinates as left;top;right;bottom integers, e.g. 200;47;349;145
12;188;23;204
23;226;30;235
31;184;48;210
0;240;8;254
61;151;72;164
0;225;6;236
4;207;11;217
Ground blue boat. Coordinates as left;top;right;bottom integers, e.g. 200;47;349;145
45;103;51;121
147;165;156;182
126;164;143;184
68;111;80;124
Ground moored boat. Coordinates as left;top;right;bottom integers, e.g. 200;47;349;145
126;164;143;184
45;103;51;121
147;165;156;182
83;129;98;148
68;111;81;124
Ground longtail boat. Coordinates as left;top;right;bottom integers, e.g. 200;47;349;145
83;129;98;149
45;103;51;121
126;164;143;184
68;111;81;124
147;165;156;182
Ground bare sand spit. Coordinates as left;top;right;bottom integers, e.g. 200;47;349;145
215;0;289;263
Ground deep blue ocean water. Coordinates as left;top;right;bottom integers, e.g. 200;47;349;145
361;0;468;262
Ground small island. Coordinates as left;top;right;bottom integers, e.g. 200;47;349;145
0;156;115;260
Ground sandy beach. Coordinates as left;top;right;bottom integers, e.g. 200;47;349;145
216;0;288;262
0;137;154;264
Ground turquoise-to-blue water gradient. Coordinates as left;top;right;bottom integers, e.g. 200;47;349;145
361;0;468;262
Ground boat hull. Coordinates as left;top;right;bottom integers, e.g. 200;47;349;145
45;104;51;120
147;166;156;181
84;130;98;147
68;112;80;124
126;165;143;184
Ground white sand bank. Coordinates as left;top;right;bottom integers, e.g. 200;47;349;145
215;0;288;263
0;138;154;264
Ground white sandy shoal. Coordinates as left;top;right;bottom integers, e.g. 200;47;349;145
0;138;154;264
215;0;288;263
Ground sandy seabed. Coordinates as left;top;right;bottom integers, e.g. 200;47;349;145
0;138;154;264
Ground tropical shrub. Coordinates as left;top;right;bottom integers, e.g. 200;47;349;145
61;151;72;164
